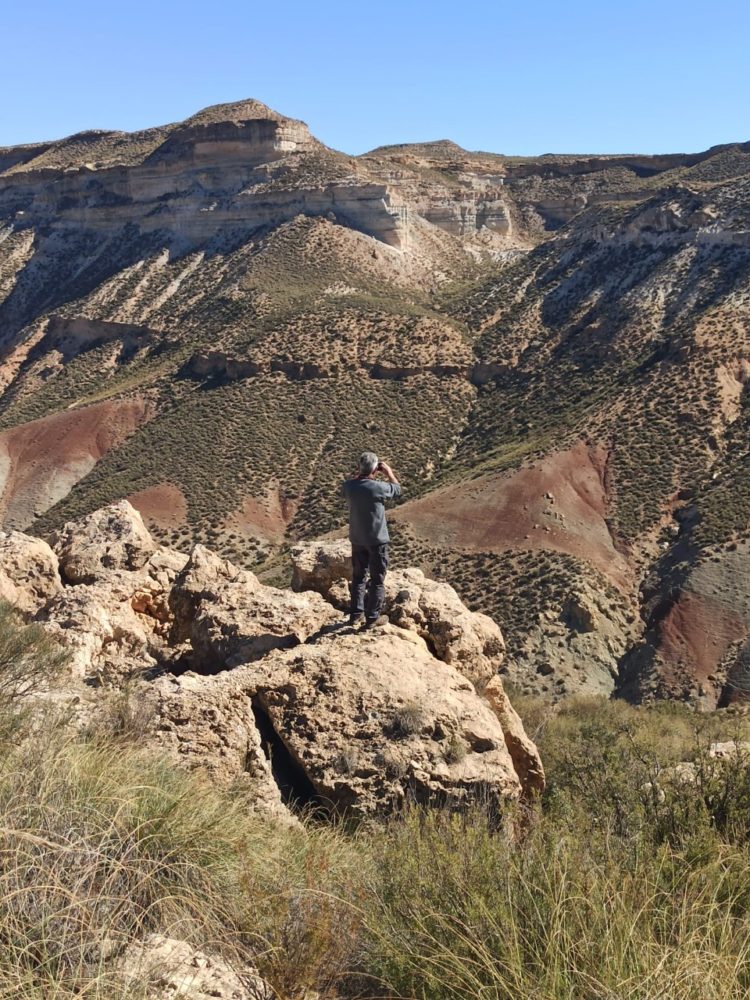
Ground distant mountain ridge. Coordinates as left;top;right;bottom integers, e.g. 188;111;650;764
1;98;749;707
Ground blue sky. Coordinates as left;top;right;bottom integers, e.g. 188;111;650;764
2;0;748;156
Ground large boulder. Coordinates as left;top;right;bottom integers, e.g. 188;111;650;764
52;500;156;584
144;672;286;818
170;545;340;670
251;627;524;816
154;625;527;818
385;567;505;688
290;538;351;603
0;530;61;614
37;547;188;683
168;544;254;643
287;542;543;797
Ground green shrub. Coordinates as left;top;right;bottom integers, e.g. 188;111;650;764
0;602;68;735
361;807;750;1000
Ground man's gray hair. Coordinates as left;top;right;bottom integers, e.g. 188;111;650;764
358;451;379;475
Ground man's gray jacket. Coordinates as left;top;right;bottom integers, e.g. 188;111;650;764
341;478;402;545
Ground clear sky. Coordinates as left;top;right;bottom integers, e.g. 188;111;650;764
2;0;748;156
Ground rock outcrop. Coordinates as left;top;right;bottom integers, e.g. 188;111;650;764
0;503;187;682
291;541;506;688
0;529;61;613
385;568;505;689
291;538;352;606
118;933;271;1000
144;671;286;817
171;545;339;670
0;100;408;250
151;621;527;817
52;499;157;583
0;502;543;819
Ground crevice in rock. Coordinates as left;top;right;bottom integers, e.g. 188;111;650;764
251;697;322;813
417;627;440;660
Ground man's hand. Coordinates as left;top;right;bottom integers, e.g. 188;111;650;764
378;460;399;484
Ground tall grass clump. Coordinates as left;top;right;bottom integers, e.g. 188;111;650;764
0;607;362;999
0;734;247;996
360;806;750;1000
0;727;369;1000
355;697;750;1000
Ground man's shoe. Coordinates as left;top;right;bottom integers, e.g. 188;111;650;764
348;614;364;626
363;615;388;630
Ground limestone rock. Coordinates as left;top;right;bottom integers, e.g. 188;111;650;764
483;675;545;797
35;547;187;684
256;627;521;815
290;538;351;603
145;673;285;817
0;530;61;613
155;626;525;818
385;568;505;688
37;570;165;682
169;544;254;644
119;933;271;1000
145;545;190;589
171;545;341;670
253;628;523;816
52;500;156;583
289;541;505;687
0;506;541;821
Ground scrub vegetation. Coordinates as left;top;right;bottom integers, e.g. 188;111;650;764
5;606;750;999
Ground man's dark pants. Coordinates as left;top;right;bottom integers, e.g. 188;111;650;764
350;543;389;622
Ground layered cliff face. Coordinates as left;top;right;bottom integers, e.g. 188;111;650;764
0;98;406;274
0;98;749;704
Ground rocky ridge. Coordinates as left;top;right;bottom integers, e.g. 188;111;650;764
0;499;543;820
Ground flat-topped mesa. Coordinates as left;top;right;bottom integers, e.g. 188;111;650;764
145;100;317;169
0;98;409;249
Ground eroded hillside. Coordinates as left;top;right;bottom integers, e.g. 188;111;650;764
1;98;749;704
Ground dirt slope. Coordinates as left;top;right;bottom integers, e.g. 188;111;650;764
0;397;154;528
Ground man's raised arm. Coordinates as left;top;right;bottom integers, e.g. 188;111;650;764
378;460;399;484
378;460;401;497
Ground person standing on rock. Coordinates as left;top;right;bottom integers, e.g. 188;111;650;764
342;451;401;628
